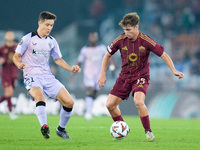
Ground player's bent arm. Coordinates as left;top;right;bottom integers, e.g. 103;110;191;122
98;52;112;88
13;52;26;70
160;52;184;79
54;58;81;73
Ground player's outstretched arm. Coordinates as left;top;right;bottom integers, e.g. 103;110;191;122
54;58;81;73
98;52;112;88
13;52;26;70
160;52;184;79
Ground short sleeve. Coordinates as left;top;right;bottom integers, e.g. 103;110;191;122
50;38;62;60
15;33;31;55
107;40;119;55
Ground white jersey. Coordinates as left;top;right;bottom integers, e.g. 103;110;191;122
78;44;107;79
15;31;62;78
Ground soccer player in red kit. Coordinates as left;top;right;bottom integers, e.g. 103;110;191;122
0;30;18;120
98;12;184;141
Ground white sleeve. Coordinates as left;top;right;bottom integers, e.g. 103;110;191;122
15;33;31;55
50;38;62;60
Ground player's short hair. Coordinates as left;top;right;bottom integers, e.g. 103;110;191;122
119;12;140;27
38;11;57;22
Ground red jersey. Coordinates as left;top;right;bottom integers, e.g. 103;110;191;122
0;43;18;79
107;32;164;79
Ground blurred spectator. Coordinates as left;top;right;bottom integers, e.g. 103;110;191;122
89;0;106;21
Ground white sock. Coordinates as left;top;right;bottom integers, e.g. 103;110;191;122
59;107;72;128
85;96;94;115
36;106;47;126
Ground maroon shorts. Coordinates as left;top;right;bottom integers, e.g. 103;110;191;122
110;76;149;100
1;76;16;88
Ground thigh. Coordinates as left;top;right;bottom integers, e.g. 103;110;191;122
106;94;122;107
29;86;45;103
1;76;13;89
56;87;74;107
24;76;43;91
43;77;64;100
132;77;149;96
110;77;132;100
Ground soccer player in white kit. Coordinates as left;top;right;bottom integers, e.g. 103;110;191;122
71;32;107;120
13;11;81;140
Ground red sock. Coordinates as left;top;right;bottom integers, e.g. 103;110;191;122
0;95;6;103
112;115;124;122
140;115;151;131
5;97;12;112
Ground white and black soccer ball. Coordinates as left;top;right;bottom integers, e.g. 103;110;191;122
110;121;130;139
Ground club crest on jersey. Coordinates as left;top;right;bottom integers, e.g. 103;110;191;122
139;46;145;52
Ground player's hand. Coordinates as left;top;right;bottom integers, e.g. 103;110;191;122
71;65;81;73
173;70;184;79
17;62;26;70
0;57;5;64
97;74;107;88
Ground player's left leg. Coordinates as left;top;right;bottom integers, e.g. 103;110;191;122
134;91;155;141
106;94;124;121
3;85;18;120
56;87;74;139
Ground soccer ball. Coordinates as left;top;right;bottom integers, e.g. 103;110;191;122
110;121;130;139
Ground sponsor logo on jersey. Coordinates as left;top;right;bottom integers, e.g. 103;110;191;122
32;49;48;56
32;42;37;45
129;53;138;62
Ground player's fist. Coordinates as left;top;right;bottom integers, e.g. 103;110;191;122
173;70;184;79
17;62;26;70
71;65;81;73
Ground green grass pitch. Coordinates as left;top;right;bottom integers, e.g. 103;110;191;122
0;114;199;150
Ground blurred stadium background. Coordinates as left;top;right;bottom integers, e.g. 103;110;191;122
0;0;200;118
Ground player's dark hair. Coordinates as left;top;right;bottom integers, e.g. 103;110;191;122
38;11;57;22
119;12;140;27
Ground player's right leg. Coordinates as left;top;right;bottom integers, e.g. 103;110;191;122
106;94;124;121
29;86;50;139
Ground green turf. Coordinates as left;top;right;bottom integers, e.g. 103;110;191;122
0;114;199;150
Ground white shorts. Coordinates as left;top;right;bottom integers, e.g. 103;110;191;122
24;76;64;100
83;77;99;90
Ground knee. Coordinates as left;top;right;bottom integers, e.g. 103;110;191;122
106;101;115;111
63;99;74;108
134;99;144;109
